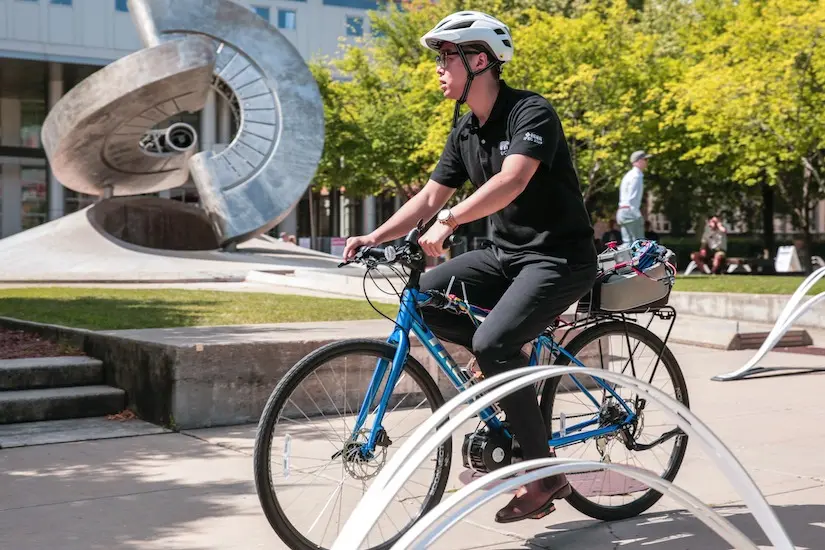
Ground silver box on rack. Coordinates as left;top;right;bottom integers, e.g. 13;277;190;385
598;263;671;312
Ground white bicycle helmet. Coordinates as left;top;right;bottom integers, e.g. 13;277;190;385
421;11;514;127
420;11;513;64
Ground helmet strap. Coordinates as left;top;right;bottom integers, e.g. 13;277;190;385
451;45;502;128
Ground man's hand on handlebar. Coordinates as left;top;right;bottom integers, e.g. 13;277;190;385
343;234;379;261
340;221;455;270
418;221;454;258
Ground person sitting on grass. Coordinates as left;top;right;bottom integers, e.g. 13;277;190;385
690;216;727;274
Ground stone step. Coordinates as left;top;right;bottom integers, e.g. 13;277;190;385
0;356;104;390
0;386;126;424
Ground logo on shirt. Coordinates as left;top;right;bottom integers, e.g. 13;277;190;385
523;132;543;145
499;140;510;156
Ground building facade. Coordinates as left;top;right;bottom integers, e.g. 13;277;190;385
0;0;384;240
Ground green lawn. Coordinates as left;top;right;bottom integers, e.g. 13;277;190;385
674;275;825;295
0;277;820;331
0;288;398;331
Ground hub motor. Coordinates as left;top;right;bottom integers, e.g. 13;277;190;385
462;427;514;474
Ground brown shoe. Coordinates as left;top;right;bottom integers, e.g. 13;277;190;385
494;475;572;524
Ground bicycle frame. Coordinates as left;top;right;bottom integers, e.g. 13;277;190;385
350;286;637;454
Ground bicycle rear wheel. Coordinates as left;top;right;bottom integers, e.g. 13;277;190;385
253;339;452;550
540;320;689;521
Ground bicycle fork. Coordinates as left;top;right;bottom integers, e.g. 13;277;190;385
349;291;419;456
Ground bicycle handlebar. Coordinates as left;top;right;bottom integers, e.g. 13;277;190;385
337;221;467;306
339;223;456;271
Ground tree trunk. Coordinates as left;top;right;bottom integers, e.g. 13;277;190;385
800;196;815;274
308;188;317;249
329;187;340;236
803;219;814;275
761;180;775;260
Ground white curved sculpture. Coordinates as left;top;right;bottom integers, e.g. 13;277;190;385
714;265;825;381
331;366;794;550
395;459;757;550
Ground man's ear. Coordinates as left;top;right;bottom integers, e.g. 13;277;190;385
477;52;490;71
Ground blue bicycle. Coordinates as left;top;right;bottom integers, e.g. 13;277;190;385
254;225;689;550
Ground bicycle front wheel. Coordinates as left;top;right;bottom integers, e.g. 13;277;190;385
540;320;689;521
253;339;452;550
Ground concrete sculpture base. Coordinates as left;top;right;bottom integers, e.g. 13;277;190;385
0;198;345;283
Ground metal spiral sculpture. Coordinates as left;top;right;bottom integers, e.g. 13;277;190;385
41;0;324;247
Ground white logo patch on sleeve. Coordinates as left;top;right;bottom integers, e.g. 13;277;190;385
523;132;543;145
499;140;510;155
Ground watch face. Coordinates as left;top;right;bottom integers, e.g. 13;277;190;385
438;210;450;221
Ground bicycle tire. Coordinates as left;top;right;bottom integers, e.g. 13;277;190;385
253;338;452;550
540;320;689;522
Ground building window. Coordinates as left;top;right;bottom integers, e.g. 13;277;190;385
278;9;296;30
324;0;376;8
20;100;46;149
64;189;97;216
50;0;72;5
346;16;363;37
253;5;270;22
21;166;48;231
115;0;128;12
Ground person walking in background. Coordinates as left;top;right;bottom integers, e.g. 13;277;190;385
616;150;652;245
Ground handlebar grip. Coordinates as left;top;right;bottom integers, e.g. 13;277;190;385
361;246;388;261
443;234;456;250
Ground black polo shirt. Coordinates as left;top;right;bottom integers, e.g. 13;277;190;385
431;81;596;265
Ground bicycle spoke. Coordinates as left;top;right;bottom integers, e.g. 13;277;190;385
547;320;688;518
281;457;339;510
299;386;347;445
309;478;344;534
283;398;345;449
384;397;430;438
314;370;350;436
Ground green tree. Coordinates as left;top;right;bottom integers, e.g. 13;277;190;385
310;0;450;201
673;0;825;269
504;2;664;209
309;63;372;196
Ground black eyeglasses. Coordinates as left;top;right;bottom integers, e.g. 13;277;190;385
435;49;482;69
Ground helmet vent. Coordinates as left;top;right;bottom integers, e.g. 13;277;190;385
446;21;474;29
494;28;506;35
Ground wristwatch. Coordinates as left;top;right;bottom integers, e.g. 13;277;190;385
436;209;458;232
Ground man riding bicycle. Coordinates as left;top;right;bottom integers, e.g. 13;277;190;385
343;10;598;523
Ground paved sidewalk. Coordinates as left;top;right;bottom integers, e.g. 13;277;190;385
2;343;825;549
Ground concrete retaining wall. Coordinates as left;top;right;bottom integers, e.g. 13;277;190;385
0;317;599;430
0;317;475;429
668;291;825;328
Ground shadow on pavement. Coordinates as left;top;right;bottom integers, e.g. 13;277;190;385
528;504;824;549
0;433;263;550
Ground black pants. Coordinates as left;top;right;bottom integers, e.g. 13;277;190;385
419;245;597;460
